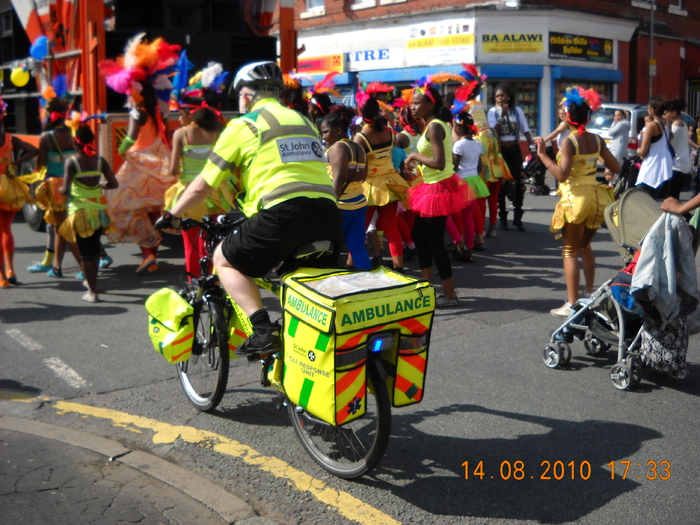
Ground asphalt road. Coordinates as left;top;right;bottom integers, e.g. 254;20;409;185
2;186;699;525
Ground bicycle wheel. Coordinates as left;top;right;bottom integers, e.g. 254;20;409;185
287;361;392;479
177;295;229;412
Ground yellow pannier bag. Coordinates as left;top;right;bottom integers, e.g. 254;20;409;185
145;288;195;363
281;266;435;426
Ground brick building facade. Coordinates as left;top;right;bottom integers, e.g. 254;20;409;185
272;0;700;135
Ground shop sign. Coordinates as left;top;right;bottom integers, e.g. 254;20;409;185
406;18;475;67
297;54;346;74
348;48;405;71
482;34;543;54
549;32;613;64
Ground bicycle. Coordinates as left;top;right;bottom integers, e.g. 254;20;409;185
166;214;420;478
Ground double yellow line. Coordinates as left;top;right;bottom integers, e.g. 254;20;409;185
50;400;399;525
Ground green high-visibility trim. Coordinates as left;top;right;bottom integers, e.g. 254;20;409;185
314;331;330;352
287;316;299;337
299;378;314;409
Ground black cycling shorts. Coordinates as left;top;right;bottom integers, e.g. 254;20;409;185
220;197;344;278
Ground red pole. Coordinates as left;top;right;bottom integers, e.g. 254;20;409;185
79;0;106;136
279;0;296;72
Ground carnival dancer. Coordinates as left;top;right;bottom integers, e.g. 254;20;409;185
405;74;471;308
99;33;180;274
451;68;490;254
281;71;311;118
487;83;534;231
534;87;620;318
354;88;410;272
165;61;234;277
307;72;340;127
31;79;81;278
452;110;489;262
321;105;371;270
0;96;38;286
59;116;118;302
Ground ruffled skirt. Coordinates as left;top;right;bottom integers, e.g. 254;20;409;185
0;174;32;211
35;177;67;224
550;182;613;233
105;139;172;247
363;169;410;207
58;208;111;244
463;175;490;198
407;174;471;218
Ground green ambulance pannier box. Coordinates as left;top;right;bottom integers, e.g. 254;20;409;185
145;288;195;364
281;266;435;426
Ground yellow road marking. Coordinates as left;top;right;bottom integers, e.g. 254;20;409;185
0;392;49;402
54;401;399;525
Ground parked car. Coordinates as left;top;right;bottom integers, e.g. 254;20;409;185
587;103;695;163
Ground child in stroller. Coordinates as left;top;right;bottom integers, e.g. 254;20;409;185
542;188;699;390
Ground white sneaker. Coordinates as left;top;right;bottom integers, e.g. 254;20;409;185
82;292;99;303
550;302;573;318
549;190;558;196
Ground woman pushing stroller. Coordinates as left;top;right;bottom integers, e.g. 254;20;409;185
534;87;620;318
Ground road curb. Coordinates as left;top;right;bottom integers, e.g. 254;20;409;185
0;415;258;524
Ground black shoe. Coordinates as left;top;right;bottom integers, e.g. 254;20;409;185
371;256;385;268
403;247;417;261
500;220;509;231
236;324;282;359
512;218;526;232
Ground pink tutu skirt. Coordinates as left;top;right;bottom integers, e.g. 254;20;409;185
407;173;473;218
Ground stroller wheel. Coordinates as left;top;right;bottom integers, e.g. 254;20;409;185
610;362;633;390
584;334;610;356
557;341;572;365
542;343;564;369
624;356;642;386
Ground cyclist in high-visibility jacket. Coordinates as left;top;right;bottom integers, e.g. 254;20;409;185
158;61;344;358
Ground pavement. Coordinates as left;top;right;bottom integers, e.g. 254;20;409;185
0;416;281;525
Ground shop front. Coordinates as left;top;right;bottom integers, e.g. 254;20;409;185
296;9;635;138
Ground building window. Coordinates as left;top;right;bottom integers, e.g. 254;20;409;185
668;0;687;16
300;0;325;18
351;0;376;11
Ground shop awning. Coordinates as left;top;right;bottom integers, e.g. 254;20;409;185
479;65;543;79
551;66;623;83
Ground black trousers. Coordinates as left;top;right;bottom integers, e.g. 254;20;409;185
412;214;452;281
498;143;525;219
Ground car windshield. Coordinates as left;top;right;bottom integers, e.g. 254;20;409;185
589;108;617;130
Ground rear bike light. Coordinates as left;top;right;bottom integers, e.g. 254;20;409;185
368;333;396;353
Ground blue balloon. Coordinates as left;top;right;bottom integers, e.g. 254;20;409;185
30;36;49;60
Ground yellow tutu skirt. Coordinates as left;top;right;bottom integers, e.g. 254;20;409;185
35;177;67;224
0;174;33;211
58;208;110;243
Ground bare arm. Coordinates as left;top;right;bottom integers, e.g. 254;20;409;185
126;110;146;140
100;157;119;190
11;136;39;168
169;128;184;178
637;122;656;157
60;158;75;196
327;144;350;199
662;194;700;215
169;175;215;217
543;120;567;143
535;135;573;182
453;153;461;173
36;133;50;170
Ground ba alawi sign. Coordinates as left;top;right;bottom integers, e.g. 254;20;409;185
549;32;613;63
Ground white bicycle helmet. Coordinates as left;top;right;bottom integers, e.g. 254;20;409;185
232;61;284;93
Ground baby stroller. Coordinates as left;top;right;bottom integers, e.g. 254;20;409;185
541;188;682;390
611;155;642;199
524;145;555;196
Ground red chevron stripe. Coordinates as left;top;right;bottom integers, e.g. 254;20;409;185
397;317;428;334
335;360;366;394
338;325;386;350
396;374;423;401
172;332;194;346
171;347;192;361
401;353;427;374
